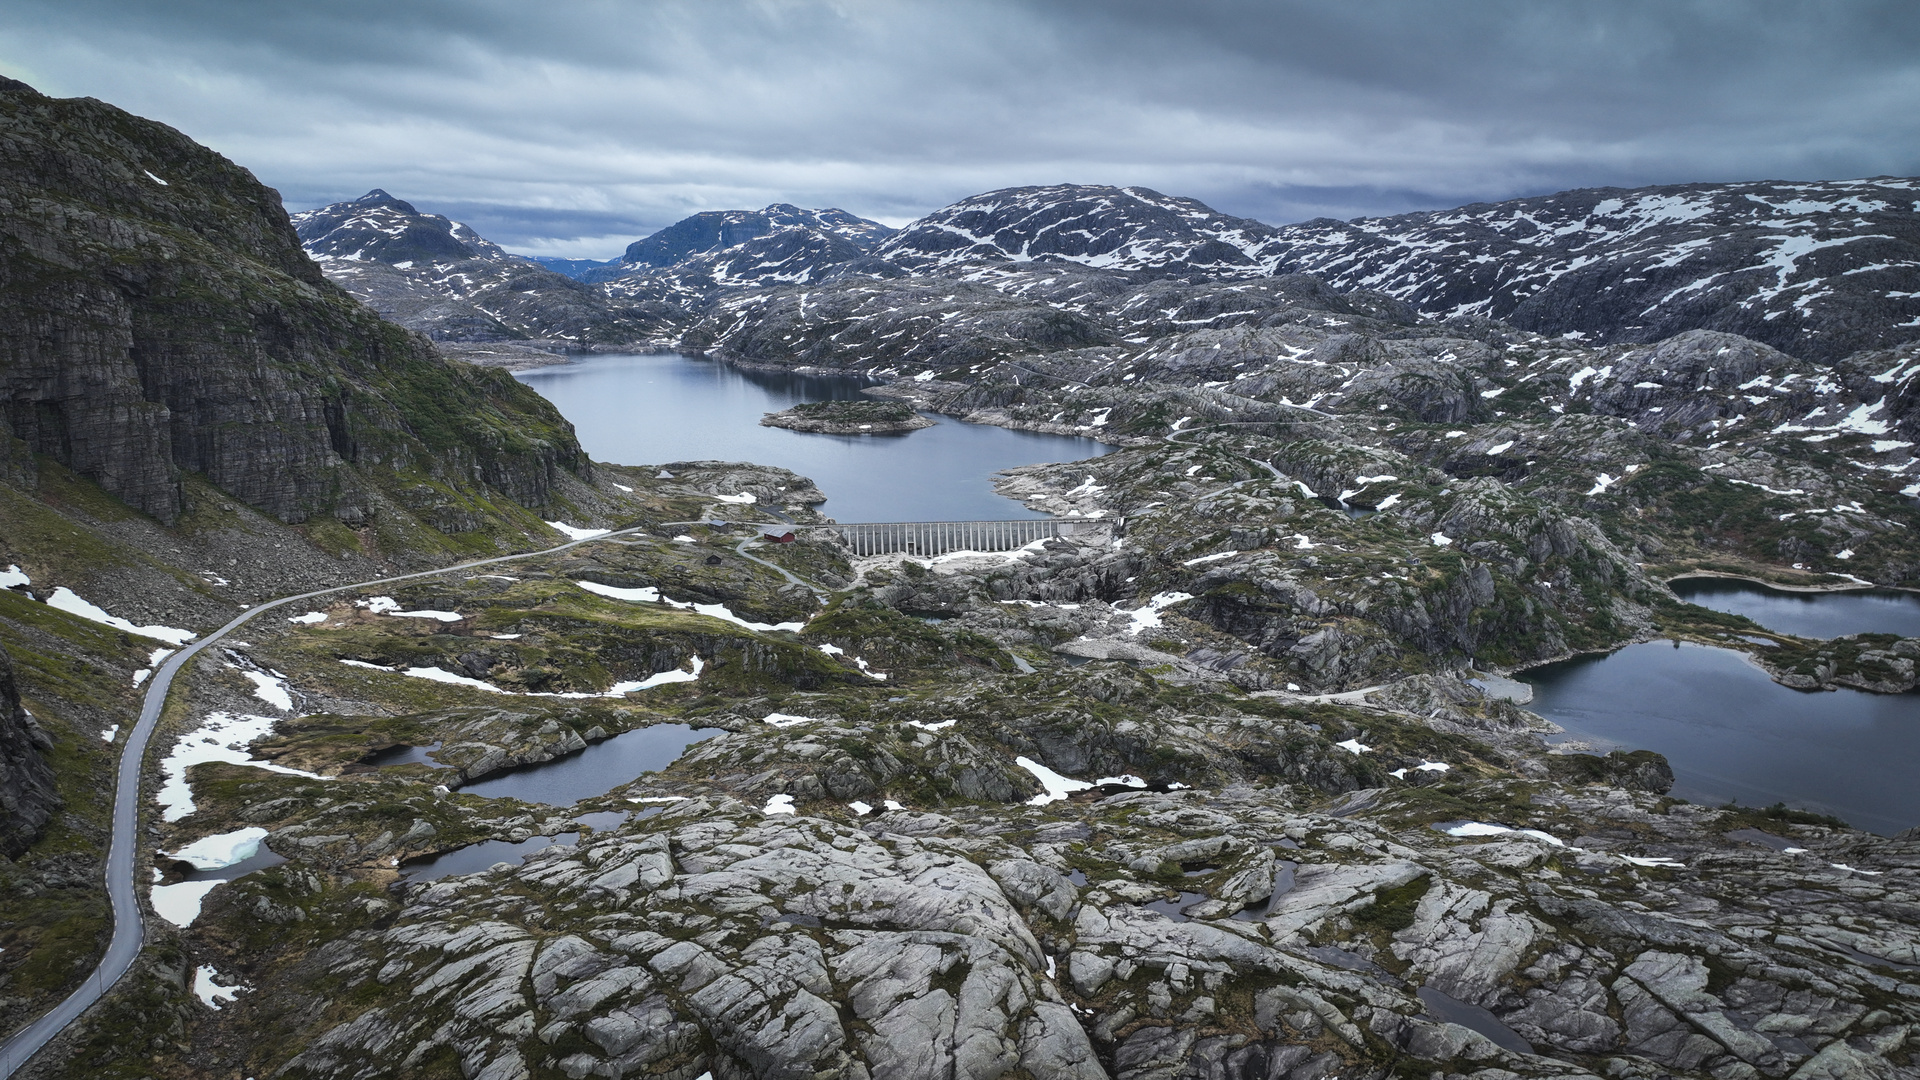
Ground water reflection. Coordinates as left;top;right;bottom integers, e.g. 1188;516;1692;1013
1673;577;1920;639
515;353;1109;522
459;723;723;806
1524;641;1920;835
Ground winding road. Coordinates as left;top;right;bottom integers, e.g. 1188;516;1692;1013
0;525;671;1077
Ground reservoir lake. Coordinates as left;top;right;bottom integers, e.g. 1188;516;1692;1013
516;352;1110;523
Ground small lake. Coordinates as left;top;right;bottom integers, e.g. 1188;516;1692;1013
1672;577;1920;639
460;722;723;805
1524;641;1920;835
516;353;1110;522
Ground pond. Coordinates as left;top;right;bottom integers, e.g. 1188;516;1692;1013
516;352;1110;523
1523;640;1920;835
1672;577;1920;639
459;723;724;805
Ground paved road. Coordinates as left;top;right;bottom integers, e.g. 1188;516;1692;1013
0;526;651;1078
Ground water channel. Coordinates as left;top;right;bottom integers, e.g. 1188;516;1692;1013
516;352;1110;522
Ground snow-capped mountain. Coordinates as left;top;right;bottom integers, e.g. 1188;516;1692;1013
1252;178;1920;363
615;204;895;269
875;184;1278;274
292;189;507;265
293;191;683;346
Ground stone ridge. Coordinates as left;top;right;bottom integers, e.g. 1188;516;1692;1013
617;203;895;268
0;78;586;526
875;183;1280;274
1252;178;1920;363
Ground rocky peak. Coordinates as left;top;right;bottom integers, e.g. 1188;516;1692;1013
618;204;896;269
876;183;1280;274
292;190;508;266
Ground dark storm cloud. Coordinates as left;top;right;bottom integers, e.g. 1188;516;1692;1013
3;1;1915;256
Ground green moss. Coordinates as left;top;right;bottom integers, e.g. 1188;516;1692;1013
1351;876;1431;936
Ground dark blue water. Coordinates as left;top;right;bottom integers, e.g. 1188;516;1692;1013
1673;577;1920;639
459;722;723;805
402;833;579;882
1524;641;1920;835
515;353;1109;522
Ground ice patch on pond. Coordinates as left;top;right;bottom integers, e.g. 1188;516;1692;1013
1017;757;1146;805
46;587;195;644
193;965;243;1009
1124;591;1194;635
288;611;328;625
151;879;223;927
546;520;611;541
167;827;269;870
762;793;795;815
241;670;293;711
158;713;327;821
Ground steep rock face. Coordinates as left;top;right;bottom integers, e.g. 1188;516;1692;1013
0;79;586;526
1256;178;1920;363
876;184;1278;273
0;642;57;860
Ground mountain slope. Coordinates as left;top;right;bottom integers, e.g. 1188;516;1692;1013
875;184;1279;273
292;192;683;347
0;78;612;535
615;203;894;269
1254;178;1920;363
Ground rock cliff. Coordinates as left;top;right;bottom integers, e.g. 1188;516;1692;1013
0;641;56;859
0;78;586;527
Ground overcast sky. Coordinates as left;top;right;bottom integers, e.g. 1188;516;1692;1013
4;1;1917;258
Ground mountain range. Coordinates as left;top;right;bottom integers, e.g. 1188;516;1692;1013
7;76;1920;1080
293;178;1920;367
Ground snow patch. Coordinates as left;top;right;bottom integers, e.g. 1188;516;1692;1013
46;587;195;645
158;713;327;822
193;966;243;1009
546;521;611;541
167;827;269;870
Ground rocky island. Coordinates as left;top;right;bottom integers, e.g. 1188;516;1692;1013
759;399;936;434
